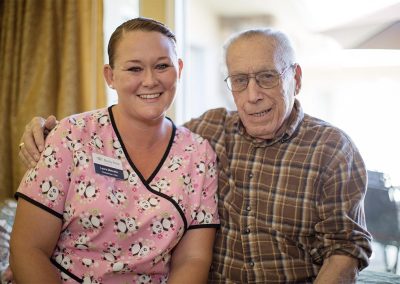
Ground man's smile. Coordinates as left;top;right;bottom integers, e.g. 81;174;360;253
249;107;272;117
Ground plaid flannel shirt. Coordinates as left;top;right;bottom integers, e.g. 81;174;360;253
184;99;372;283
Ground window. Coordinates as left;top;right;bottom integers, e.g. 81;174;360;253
103;0;139;105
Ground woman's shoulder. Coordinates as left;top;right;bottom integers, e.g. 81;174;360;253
50;107;111;144
60;107;108;124
175;126;216;159
56;107;110;130
176;125;208;145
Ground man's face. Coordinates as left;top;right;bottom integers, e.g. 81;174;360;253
226;35;301;140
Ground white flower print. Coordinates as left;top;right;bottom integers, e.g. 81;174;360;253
42;145;59;169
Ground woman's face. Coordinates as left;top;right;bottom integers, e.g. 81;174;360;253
104;30;183;123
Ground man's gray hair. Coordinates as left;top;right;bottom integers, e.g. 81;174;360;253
223;28;296;68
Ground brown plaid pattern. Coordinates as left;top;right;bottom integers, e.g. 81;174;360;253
184;100;372;283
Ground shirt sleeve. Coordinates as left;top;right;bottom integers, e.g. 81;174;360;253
183;108;228;144
311;131;372;270
15;118;75;219
187;138;220;229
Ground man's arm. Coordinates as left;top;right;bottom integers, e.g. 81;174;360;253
314;255;359;284
19;115;58;167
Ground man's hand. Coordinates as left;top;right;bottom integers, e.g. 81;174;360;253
314;255;359;284
1;266;15;283
19;115;58;168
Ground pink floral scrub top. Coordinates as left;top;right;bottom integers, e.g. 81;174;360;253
16;106;219;284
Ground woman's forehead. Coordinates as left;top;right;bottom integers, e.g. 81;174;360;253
115;31;177;60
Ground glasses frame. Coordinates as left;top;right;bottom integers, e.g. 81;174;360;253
224;64;296;92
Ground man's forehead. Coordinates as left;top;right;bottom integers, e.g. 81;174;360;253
226;36;283;72
227;47;277;73
227;37;276;59
229;34;275;50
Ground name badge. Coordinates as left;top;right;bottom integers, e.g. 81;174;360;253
92;153;124;179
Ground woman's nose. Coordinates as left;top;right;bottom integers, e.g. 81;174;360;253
142;70;158;87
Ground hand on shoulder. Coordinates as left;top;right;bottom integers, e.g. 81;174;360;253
19;115;58;168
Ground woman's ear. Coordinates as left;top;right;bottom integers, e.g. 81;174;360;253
104;64;114;89
178;59;184;79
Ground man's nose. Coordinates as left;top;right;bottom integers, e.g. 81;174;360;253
246;77;263;103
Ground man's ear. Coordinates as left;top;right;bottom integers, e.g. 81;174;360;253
104;64;114;89
294;63;302;95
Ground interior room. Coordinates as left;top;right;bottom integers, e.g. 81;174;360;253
1;0;399;281
105;0;400;275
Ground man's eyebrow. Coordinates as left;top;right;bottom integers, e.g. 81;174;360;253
229;68;277;75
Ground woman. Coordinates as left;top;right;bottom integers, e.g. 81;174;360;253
10;17;219;284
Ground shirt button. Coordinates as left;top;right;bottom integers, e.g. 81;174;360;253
248;173;253;178
246;206;251;211
244;227;250;234
249;261;255;267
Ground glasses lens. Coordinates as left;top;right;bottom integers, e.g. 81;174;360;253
256;71;279;88
227;75;248;91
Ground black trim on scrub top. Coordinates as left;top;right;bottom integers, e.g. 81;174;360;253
187;223;221;230
108;106;188;230
14;192;63;219
51;258;83;283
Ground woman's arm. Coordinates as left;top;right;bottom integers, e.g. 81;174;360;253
167;228;216;284
10;198;62;283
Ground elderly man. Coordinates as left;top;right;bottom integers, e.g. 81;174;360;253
18;28;371;283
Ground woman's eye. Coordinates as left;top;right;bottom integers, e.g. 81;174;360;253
156;63;170;70
127;66;142;72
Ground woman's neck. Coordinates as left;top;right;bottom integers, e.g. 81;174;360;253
112;106;171;151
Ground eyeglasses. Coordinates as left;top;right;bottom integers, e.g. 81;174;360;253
224;64;295;92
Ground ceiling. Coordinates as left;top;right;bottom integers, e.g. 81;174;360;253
321;2;400;48
197;0;400;49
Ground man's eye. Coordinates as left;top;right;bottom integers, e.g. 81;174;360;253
232;76;247;84
127;66;142;72
257;72;275;81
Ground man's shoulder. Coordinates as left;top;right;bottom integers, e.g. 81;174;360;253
191;107;233;121
184;107;237;128
302;113;356;146
183;108;237;140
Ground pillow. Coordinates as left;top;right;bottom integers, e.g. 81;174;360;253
0;199;17;274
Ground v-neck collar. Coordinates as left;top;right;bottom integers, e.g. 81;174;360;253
108;106;177;185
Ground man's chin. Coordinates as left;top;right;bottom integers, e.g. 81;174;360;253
246;126;275;140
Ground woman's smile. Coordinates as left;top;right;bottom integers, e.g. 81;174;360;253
137;92;162;100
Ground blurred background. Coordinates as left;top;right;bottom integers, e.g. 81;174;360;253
1;0;399;275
